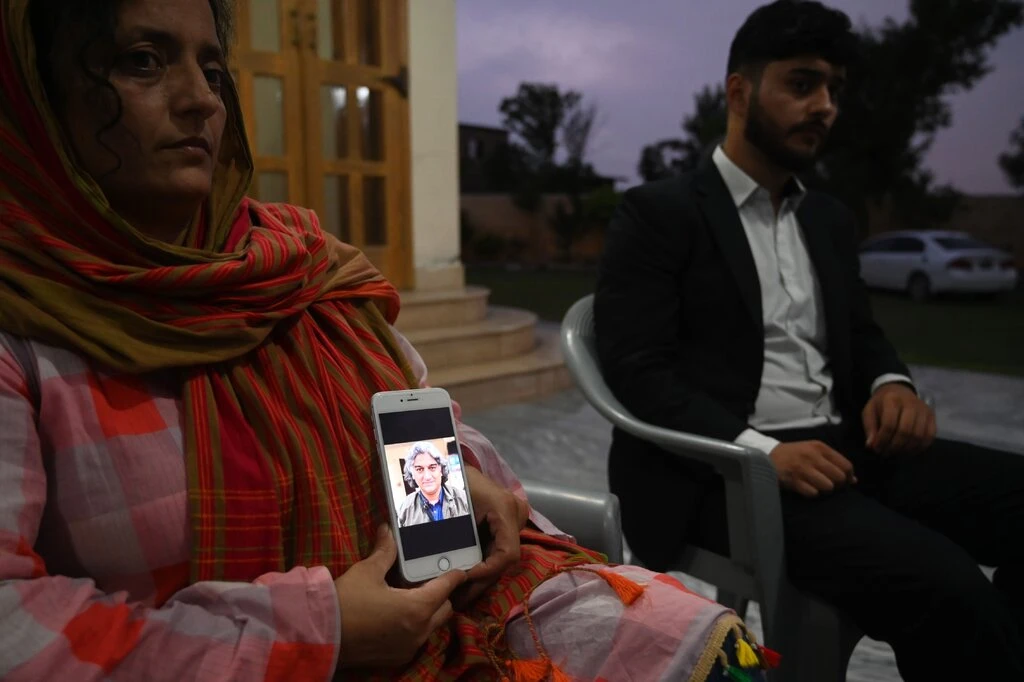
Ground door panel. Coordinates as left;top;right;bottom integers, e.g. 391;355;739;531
299;0;412;288
232;0;306;206
231;0;412;289
292;0;407;286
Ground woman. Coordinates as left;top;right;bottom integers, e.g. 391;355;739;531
0;0;772;679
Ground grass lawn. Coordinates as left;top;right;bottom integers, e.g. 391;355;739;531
466;265;1024;377
468;266;598;324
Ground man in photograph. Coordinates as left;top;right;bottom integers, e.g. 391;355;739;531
397;442;471;527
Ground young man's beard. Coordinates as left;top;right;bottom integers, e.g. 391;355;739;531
744;93;824;173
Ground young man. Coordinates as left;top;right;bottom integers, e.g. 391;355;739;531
594;1;1024;678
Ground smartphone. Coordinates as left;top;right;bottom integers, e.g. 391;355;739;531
371;387;483;583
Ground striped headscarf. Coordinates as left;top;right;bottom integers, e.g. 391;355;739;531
0;0;415;582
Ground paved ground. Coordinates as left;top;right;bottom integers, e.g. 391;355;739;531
463;363;1024;682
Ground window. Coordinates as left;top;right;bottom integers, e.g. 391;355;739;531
934;236;989;251
891;237;926;253
860;237;925;254
466;137;481;160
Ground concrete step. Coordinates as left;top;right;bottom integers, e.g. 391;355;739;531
402;306;538;370
429;325;572;413
396;286;489;332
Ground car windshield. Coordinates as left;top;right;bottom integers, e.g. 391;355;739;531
934;237;990;250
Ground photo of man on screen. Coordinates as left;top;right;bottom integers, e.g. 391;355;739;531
396;441;471;527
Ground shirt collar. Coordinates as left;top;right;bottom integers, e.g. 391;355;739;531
711;146;806;209
419;487;445;508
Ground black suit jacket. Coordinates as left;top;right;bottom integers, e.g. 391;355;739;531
593;158;909;567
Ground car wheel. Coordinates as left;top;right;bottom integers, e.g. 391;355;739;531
907;272;931;302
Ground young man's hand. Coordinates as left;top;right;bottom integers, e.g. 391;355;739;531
862;383;936;455
770;441;857;497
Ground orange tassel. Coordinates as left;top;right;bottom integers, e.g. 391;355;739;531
505;658;574;682
549;662;573;682
758;645;782;669
506;658;550;682
597;570;645;606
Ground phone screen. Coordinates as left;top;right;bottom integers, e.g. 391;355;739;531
378;407;478;561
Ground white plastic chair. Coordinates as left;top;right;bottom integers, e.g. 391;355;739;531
520;479;623;564
561;294;863;682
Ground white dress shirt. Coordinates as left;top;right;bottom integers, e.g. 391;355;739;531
711;147;911;455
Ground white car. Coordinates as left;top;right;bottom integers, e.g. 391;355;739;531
858;230;1018;301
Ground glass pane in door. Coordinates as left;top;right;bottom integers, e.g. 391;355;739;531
363;176;386;246
250;0;281;53
357;87;383;161
323;175;351;241
321;86;349;159
258;172;289;203
317;0;341;60
253;76;286;157
357;0;381;66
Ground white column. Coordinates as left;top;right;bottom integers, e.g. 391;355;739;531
407;0;464;291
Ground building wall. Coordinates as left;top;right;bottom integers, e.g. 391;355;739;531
461;194;605;264
408;0;463;290
869;195;1024;267
942;195;1024;268
465;193;1024;268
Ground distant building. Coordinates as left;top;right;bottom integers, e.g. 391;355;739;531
458;123;619;194
459;124;511;193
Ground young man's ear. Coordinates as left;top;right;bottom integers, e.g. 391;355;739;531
725;72;752;119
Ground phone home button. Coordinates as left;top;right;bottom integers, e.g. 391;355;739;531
437;557;451;572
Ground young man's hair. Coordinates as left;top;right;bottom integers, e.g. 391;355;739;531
727;0;858;79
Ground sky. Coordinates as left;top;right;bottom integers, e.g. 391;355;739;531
456;0;1024;195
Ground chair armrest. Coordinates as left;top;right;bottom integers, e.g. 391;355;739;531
613;419;783;575
520;479;624;564
592;405;787;611
559;295;783;578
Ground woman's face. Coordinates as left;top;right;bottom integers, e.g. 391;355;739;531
55;0;228;238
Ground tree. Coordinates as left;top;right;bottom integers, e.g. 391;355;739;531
638;85;726;182
820;0;1023;228
638;0;1024;228
499;83;582;168
562;100;599;168
498;82;609;260
999;116;1024;192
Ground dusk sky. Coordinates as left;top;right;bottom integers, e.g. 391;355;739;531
456;0;1024;195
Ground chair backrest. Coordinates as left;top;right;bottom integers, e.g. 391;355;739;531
560;295;759;464
559;295;639;430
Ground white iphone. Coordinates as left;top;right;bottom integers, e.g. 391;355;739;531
371;387;483;583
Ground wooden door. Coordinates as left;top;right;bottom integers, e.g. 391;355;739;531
232;0;306;205
298;0;413;288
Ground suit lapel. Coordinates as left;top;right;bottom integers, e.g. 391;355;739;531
796;195;842;320
695;160;763;331
796;194;852;389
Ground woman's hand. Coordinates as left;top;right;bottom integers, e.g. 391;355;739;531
335;525;466;669
457;467;531;607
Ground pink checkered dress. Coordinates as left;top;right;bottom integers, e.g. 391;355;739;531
0;331;760;681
